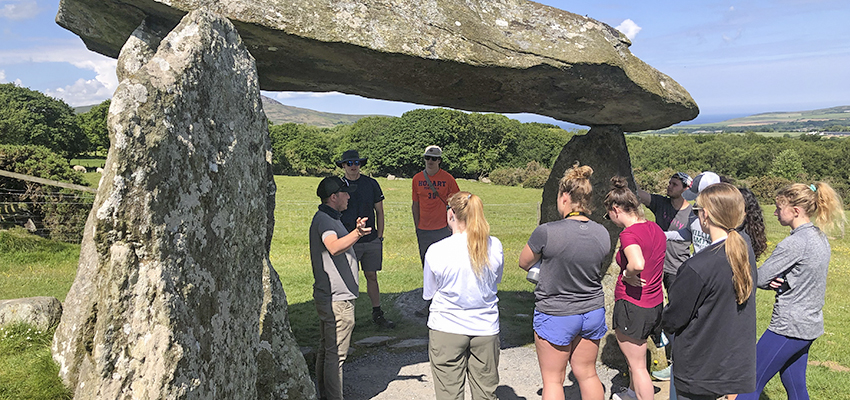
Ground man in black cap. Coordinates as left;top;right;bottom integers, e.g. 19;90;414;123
336;149;395;329
310;176;370;400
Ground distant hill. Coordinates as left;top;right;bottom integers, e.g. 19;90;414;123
74;96;387;128
261;95;387;127
645;105;850;134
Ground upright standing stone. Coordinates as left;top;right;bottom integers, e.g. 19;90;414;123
52;10;314;399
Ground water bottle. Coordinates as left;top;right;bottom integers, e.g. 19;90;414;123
526;260;541;284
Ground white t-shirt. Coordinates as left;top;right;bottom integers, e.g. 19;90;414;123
423;232;504;336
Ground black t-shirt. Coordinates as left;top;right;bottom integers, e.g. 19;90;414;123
341;175;384;242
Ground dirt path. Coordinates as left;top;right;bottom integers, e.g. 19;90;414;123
340;290;672;399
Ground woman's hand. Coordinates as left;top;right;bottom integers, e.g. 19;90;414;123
768;276;785;289
622;272;646;287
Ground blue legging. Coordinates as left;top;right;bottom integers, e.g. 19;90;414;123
737;329;813;400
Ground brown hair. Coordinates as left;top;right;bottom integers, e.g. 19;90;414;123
448;191;491;279
603;176;645;219
696;183;752;305
776;182;846;237
559;162;594;213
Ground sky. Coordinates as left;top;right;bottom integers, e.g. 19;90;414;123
1;0;849;126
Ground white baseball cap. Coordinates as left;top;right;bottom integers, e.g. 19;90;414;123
683;171;721;201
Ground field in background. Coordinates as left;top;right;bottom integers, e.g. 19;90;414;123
1;174;849;399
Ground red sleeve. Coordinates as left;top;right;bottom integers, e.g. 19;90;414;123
619;226;641;248
447;174;460;196
412;173;418;202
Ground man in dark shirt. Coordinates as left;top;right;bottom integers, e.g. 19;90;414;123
337;150;395;329
638;172;693;290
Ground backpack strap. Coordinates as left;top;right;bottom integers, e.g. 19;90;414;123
423;170;447;205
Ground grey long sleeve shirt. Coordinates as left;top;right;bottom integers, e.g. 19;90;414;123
757;222;830;340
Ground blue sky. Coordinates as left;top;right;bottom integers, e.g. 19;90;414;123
2;0;848;125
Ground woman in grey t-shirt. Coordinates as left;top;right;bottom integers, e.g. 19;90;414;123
738;182;846;400
519;163;611;400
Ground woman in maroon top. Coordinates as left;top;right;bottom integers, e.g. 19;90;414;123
604;177;667;400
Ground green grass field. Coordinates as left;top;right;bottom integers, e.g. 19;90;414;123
2;175;849;399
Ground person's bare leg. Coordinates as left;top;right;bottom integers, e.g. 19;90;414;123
534;331;571;400
616;329;654;400
569;337;604;400
364;271;380;307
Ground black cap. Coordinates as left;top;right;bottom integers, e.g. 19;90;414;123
317;176;357;199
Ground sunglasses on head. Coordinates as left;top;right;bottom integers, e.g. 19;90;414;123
424;156;441;161
344;160;361;166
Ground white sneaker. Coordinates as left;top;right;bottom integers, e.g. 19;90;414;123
612;388;637;400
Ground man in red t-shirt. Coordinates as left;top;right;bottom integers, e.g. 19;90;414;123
411;145;460;266
412;145;460;317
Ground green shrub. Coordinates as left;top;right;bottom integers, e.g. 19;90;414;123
0;145;92;242
748;175;794;203
488;167;523;186
521;161;550;189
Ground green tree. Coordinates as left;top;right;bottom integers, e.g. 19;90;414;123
78;99;111;155
769;149;806;180
0;83;87;159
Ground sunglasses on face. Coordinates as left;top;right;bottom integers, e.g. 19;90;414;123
424;156;441;162
345;160;361;166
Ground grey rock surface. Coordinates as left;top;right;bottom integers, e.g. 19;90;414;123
0;297;63;331
56;0;698;131
51;10;314;399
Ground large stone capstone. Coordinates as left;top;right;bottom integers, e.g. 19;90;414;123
56;0;698;131
51;10;315;399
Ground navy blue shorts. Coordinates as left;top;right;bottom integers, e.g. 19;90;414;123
533;308;607;346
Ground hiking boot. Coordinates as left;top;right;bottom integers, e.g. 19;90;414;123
612;388;637;400
372;310;395;329
652;364;672;381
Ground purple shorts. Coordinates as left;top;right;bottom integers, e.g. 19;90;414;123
533;308;607;346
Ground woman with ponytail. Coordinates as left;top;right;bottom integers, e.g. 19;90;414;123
604;177;666;400
661;183;758;400
519;163;611;400
738;182;846;400
423;191;504;400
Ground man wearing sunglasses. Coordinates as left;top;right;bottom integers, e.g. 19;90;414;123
636;172;694;385
412;145;460;316
335;150;395;329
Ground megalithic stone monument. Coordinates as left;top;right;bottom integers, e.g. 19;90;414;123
52;10;315;399
52;0;701;397
55;0;698;132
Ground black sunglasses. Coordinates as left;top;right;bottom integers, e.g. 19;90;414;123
602;213;610;220
424;156;441;161
345;160;361;166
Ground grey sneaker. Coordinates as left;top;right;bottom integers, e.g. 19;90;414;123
612;388;637;400
372;311;395;329
652;365;672;381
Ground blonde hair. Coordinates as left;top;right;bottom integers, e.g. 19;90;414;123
448;191;491;279
559;162;594;214
776;182;846;237
603;176;645;219
696;183;752;305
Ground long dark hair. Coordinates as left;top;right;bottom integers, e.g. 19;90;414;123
738;187;767;260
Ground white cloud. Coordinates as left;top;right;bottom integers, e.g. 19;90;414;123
45;78;114;106
0;0;40;20
615;19;642;40
0;69;5;82
0;44;118;106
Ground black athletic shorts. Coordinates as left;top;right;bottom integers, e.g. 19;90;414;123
612;299;662;340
